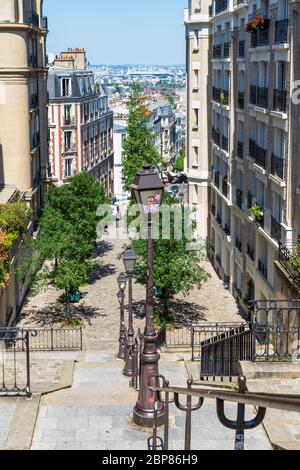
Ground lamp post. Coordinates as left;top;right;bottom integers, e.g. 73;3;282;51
123;248;138;377
131;164;165;427
117;273;127;360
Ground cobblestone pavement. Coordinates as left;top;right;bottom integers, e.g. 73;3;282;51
18;238;242;351
31;353;272;451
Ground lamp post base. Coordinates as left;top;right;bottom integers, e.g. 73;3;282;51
133;402;165;428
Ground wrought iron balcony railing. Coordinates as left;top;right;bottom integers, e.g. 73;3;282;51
222;179;229;198
247;192;254;209
24;10;40;28
224;224;231;236
271;153;284;180
249;138;256;159
41;16;48;29
216;214;222;226
273;89;287;113
271;216;282;242
258;259;268;279
213;87;221;102
278;242;300;291
238;91;245;110
247;244;255;261
235;237;242;252
221;134;229;152
236;189;243;209
238;40;245;58
223;42;231;58
213;44;222;59
214;171;220;188
215;0;228;15
250;85;268;108
251;26;269;47
255;144;267;169
237;141;244;159
28;53;38;68
275;19;288;44
212;127;221;146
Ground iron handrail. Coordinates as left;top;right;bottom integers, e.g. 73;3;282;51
149;384;300;413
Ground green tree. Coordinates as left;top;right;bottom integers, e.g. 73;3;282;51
131;193;210;320
173;148;186;173
122;84;162;191
21;173;109;322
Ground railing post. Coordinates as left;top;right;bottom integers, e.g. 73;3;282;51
191;328;195;362
25;331;32;400
51;327;54;352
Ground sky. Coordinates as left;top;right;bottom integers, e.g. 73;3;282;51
44;0;187;65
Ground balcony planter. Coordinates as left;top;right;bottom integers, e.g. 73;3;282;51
249;205;264;220
245;16;269;32
287;244;300;273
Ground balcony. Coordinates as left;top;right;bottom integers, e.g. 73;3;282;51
63;116;76;126
29;93;39;109
237;141;244;160
222;178;229;198
247;192;254;209
211;204;216;216
235;237;242;252
221;135;229;152
275;19;288;44
24;10;40;28
212;127;221;146
249;139;256;159
251;26;269;48
258;259;268;280
271;153;284;180
271;216;282;242
222;90;229;106
213;45;222;59
214;171;220;188
238;91;244;110
216;214;222;226
247;244;255;261
250;85;268;108
28;53;38;68
278;242;300;291
255;145;267;169
215;0;228;15
273;89;287;113
213;87;221;103
64;143;76;153
223;42;231;59
41;16;48;30
236;189;243;209
31;132;40;151
224;224;231;236
238;40;245;58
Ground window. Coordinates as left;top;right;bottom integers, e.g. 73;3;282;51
61;78;71;97
256;180;265;208
193;146;199;166
274;128;285;157
277;0;288;19
273;193;282;222
238;71;245;93
258;62;268;88
237;121;244;143
64;131;72;151
64;159;72;178
223;71;230;92
257;122;267;148
194;109;199;128
276;61;287;90
193;30;199;51
194;69;199;89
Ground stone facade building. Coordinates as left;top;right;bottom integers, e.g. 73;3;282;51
48;48;114;195
185;0;300;308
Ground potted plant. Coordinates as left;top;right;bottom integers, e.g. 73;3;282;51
245;15;269;33
288;243;300;272
249;204;264;220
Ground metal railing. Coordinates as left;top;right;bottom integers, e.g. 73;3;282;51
255;144;267;169
236;189;243;209
223;42;231;58
12;328;83;352
148;374;300;450
251;26;269;47
271;153;284;179
250;85;268;108
24;10;39;28
278;243;300;291
273;89;287;113
212;87;221;102
213;45;222;59
0;329;35;398
275;19;288;44
258;259;268;280
221;134;229;152
271;216;282;242
200;326;253;380
212;127;221;146
215;0;228;15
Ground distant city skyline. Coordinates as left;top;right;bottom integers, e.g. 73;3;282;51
44;0;187;65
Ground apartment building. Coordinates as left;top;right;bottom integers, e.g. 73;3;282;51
0;0;49;218
0;0;49;324
185;0;300;308
150;103;177;165
48;49;114;195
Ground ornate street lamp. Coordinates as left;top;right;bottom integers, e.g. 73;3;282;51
117;272;127;360
123;248;138;376
131;164;165;427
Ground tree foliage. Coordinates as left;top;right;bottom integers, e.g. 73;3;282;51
122;84;162;191
22;173;109;320
131;193;210;319
173;148;186;173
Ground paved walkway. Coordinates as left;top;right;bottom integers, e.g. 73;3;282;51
18;239;242;350
30;352;271;451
